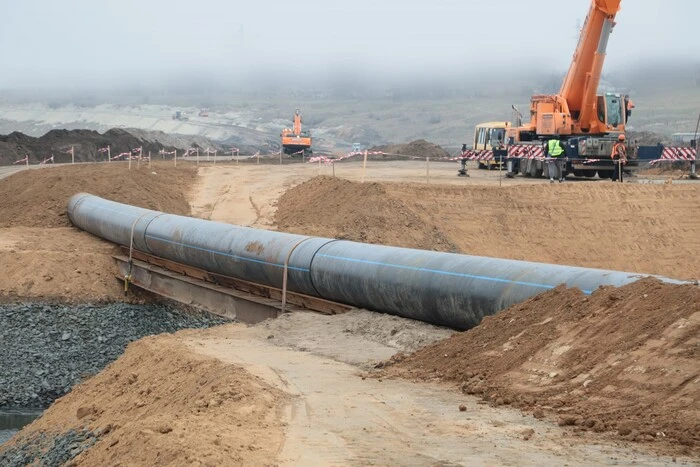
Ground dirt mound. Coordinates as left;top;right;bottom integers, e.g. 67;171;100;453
275;178;700;281
275;176;455;251
371;139;451;159
626;130;671;146
0;128;218;166
0;163;197;302
0;163;195;228
380;278;700;456
1;331;287;465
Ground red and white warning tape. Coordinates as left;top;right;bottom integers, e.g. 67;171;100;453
97;147;109;153
110;152;131;161
39;155;54;165
306;150;390;164
13;155;29;164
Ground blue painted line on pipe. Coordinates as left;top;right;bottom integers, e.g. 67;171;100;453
316;253;595;295
145;234;310;272
82;199;594;295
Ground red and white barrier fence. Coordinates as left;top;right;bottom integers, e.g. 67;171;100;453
39;155;54;165
507;145;546;160
650;147;697;165
13;155;29;165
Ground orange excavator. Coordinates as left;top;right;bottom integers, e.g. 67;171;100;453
281;109;312;156
497;0;635;179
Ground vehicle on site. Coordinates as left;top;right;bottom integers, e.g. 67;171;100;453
281;109;312;156
472;0;636;179
172;110;189;122
473;122;510;169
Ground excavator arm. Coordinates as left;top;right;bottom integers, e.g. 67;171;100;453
293;109;302;135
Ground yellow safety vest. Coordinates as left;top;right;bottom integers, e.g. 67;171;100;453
548;139;564;157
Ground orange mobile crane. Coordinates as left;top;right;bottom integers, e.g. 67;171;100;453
499;0;635;179
281;109;312;156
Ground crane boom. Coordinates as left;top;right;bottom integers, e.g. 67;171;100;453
559;0;621;131
477;0;637;180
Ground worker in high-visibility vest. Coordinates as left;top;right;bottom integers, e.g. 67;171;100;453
544;135;566;183
611;134;627;182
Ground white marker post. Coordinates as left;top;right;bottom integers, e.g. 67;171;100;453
213;150;217;166
279;149;282;166
71;146;74;164
426;156;430;184
148;150;152;169
196;148;199;166
361;150;368;183
174;149;177;167
129;151;132;170
108;146;111;163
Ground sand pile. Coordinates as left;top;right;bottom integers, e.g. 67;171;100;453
0;163;197;302
1;332;287;466
381;278;700;456
274;177;700;280
0;163;195;228
275;176;455;251
370;139;451;159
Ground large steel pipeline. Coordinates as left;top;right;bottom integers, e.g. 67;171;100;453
68;193;682;330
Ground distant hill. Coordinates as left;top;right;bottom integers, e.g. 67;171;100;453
0;128;219;166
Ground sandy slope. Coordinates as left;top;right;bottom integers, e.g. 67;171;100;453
2;159;699;464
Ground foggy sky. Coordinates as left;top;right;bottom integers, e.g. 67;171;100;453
1;0;698;90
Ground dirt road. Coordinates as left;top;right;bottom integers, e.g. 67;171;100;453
187;318;681;466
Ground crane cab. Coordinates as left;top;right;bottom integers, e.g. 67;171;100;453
597;92;632;131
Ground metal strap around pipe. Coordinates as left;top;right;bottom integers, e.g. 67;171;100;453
281;237;314;314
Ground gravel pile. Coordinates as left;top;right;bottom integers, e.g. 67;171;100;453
0;428;99;467
0;302;227;408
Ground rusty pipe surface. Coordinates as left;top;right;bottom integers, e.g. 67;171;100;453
68;193;683;330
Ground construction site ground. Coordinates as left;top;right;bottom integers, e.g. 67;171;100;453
1;160;698;465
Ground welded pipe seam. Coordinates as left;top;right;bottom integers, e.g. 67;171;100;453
68;193;686;330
